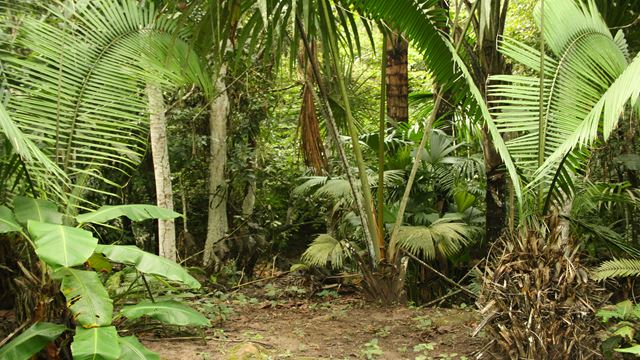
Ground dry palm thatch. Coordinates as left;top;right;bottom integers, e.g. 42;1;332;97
475;214;604;359
298;41;328;175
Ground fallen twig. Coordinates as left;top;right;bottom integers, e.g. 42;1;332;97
402;250;476;297
423;289;463;308
139;336;274;348
231;271;291;290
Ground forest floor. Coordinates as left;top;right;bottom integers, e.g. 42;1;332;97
140;272;486;360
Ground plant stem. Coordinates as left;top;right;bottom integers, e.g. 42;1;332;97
141;273;155;303
388;93;443;260
537;0;546;211
319;0;383;262
295;16;378;267
377;28;387;246
387;1;478;263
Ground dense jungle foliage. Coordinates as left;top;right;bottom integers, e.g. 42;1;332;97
0;0;640;359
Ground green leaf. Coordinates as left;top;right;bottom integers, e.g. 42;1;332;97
397;218;470;260
28;221;97;268
54;268;113;327
597;300;635;321
453;191;476;213
616;344;640;354
0;322;65;360
14;196;62;225
76;204;181;225
3;1;211;211
95;245;200;289
118;336;160;360
0;104;69;203
614;325;635;341
0;206;22;233
71;326;120;360
86;253;113;273
121;300;209;326
302;234;349;270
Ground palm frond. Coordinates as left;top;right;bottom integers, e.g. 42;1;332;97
396;217;471;260
301;234;350;269
294;169;405;200
2;0;210;210
594;258;640;280
572;181;640;216
0;102;68;200
350;0;523;203
292;176;329;196
489;0;637;208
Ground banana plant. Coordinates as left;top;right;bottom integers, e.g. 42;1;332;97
0;197;209;360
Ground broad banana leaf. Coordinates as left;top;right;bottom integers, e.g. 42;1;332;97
71;326;120;360
95;245;200;289
13;196;62;225
0;206;21;233
76;204;181;225
28;221;97;268
118;336;160;360
121;300;209;326
0;322;65;360
54;268;113;327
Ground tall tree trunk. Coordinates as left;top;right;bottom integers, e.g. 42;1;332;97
146;82;176;261
203;66;230;268
386;32;409;124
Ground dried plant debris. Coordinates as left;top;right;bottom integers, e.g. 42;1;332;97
475;215;606;359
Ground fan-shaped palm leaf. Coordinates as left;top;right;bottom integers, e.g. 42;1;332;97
301;233;350;269
1;0;210;211
396;217;471;260
294;169;406;202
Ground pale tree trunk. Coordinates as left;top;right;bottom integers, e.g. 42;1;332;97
146;82;176;261
241;143;257;218
203;66;230;268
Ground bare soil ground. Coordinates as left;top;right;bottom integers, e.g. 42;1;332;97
0;273;486;359
142;294;484;359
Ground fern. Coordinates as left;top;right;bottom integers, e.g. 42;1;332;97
595;259;640;280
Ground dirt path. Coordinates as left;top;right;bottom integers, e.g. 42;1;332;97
143;296;484;359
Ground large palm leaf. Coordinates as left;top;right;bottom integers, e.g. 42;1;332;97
396;216;471;260
348;0;522;203
1;0;210;211
489;0;639;209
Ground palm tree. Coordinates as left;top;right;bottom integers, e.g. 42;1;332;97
0;0;210;212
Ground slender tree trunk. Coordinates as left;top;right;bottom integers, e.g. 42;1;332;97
203;66;230;268
242;142;257;218
476;0;510;245
386;32;409;125
482;128;507;244
146;82;176;261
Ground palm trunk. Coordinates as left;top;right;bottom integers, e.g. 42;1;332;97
482;128;507;244
320;1;383;262
297;17;378;266
146;82;176;261
203;66;230;268
476;0;510;245
385;32;409;125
